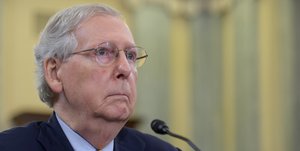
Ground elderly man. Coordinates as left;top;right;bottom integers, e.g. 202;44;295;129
0;3;178;151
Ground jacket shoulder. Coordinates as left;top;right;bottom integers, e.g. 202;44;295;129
0;122;45;150
117;127;179;151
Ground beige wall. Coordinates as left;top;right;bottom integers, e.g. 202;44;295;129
0;0;298;151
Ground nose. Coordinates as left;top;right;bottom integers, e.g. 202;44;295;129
114;51;132;79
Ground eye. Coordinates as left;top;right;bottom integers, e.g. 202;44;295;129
95;47;110;56
126;49;137;62
94;46;117;65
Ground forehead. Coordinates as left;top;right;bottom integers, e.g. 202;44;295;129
75;15;134;49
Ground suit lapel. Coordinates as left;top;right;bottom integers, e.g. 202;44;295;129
37;113;74;151
114;128;145;151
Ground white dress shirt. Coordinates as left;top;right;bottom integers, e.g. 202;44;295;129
56;114;114;151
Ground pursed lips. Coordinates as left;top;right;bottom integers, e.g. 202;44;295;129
106;92;130;101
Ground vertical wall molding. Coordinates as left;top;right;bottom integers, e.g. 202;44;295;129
292;1;300;151
221;6;236;151
258;0;290;151
0;0;4;130
275;1;296;151
192;12;223;151
234;1;260;151
133;6;172;134
169;16;193;151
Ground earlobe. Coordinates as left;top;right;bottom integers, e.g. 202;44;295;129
44;58;63;93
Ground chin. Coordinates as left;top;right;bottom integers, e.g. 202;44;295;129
103;114;131;123
112;109;132;121
96;108;132;122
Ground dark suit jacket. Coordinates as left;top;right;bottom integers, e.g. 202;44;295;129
0;113;179;151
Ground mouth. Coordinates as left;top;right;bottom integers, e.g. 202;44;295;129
106;93;129;100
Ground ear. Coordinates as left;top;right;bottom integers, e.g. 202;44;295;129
44;58;63;93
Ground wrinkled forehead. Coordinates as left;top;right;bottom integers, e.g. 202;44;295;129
74;14;135;49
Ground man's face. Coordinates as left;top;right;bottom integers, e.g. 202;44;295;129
57;15;137;122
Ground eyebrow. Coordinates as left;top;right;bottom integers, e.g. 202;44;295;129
96;41;137;48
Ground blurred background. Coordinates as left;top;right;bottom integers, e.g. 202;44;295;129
0;0;299;151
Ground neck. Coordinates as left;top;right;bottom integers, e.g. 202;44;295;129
54;104;127;149
75;119;125;149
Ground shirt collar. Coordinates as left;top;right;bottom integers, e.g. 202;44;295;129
56;114;114;151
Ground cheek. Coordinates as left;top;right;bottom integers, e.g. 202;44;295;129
130;72;138;100
60;61;108;97
88;69;112;93
67;67;94;88
68;60;109;85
